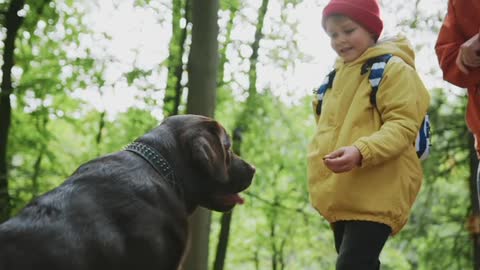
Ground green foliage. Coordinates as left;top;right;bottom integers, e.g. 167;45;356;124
134;0;153;6
3;0;477;268
212;91;336;269
391;88;473;269
126;68;154;86
7;0;103;211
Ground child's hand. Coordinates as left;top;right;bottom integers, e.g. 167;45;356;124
323;146;362;173
456;32;480;74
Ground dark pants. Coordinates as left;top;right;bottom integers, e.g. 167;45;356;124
333;220;391;270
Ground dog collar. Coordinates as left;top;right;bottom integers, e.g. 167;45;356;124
125;142;184;199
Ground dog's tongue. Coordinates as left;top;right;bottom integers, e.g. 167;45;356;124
222;194;244;205
233;194;245;204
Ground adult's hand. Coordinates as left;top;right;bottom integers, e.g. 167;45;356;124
456;31;480;74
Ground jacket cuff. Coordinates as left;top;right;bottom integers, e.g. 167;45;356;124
353;141;372;168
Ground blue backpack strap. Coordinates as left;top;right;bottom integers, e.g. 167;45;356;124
366;54;393;107
315;69;336;115
416;115;431;160
366;53;431;160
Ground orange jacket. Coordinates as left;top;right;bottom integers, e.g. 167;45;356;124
435;0;480;136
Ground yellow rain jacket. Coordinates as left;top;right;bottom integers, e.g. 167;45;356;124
308;34;430;235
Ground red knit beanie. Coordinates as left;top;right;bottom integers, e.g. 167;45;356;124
322;0;383;40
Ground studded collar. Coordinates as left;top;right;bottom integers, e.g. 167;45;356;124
125;141;184;199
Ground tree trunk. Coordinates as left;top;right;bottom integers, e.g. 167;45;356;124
213;128;242;270
247;0;269;97
217;2;238;87
164;0;189;117
31;147;45;198
0;0;26;222
183;0;219;269
95;111;106;145
468;133;480;270
94;110;106;155
185;0;218;117
213;211;232;270
270;205;278;270
212;0;269;268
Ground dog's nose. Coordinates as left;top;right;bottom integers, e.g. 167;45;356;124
248;164;256;176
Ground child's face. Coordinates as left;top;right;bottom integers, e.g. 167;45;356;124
325;15;376;63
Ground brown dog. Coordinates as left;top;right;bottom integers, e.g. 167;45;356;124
0;114;255;270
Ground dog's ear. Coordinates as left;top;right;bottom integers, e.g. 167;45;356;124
191;136;229;183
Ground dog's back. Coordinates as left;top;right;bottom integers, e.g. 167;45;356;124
0;184;89;270
0;152;188;270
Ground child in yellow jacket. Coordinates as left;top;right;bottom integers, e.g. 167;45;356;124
307;0;430;269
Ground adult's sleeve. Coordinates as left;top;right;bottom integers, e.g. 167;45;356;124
435;1;480;88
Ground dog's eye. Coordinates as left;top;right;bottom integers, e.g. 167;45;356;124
225;148;232;165
224;141;231;151
223;142;232;164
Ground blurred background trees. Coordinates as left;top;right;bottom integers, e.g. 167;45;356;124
0;0;476;269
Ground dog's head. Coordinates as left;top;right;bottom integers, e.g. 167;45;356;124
141;115;255;213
